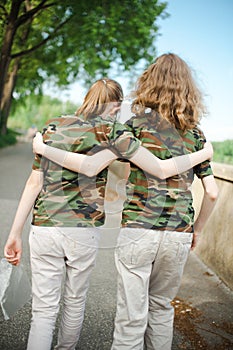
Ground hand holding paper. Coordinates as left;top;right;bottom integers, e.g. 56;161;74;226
4;236;22;266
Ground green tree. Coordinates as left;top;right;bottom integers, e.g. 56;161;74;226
0;0;167;136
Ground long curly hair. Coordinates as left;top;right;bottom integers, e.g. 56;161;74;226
75;78;123;119
131;53;207;131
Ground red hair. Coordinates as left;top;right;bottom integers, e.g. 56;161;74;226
131;53;206;131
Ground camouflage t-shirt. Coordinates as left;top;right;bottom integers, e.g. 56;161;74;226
32;114;140;227
121;110;213;232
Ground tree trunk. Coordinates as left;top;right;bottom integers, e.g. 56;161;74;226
0;0;35;136
0;59;21;135
0;0;22;135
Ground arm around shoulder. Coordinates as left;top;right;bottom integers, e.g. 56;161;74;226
127;143;213;179
33;132;117;176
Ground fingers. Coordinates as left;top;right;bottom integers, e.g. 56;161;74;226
4;254;20;265
191;232;200;250
33;132;43;144
191;242;196;250
204;141;212;150
109;106;120;116
33;131;41;141
5;254;21;266
35;131;42;138
32;132;43;154
33;132;43;143
4;246;22;266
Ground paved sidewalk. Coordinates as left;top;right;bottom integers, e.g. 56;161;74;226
0;143;233;349
173;251;233;349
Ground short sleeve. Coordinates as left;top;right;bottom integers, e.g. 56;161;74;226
193;128;213;179
32;154;43;171
31;118;56;171
109;121;141;158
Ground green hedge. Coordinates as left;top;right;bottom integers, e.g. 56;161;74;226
0;129;19;148
212;140;233;165
8;95;77;131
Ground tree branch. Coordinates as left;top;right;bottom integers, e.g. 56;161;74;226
11;16;72;59
15;1;58;28
0;5;9;18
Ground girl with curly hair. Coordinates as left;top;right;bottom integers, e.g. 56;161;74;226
111;53;219;350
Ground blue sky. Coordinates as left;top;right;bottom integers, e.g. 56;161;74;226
55;0;233;141
154;0;233;141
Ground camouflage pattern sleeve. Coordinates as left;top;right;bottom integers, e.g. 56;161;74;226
31;118;56;171
109;121;141;158
193;127;213;179
32;154;43;171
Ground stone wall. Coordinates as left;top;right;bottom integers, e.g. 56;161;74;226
192;162;233;290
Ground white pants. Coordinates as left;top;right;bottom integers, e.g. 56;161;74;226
111;228;193;350
27;226;99;350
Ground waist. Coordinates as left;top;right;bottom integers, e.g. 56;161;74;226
31;225;100;243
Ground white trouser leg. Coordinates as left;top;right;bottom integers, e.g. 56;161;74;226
55;229;98;350
27;227;65;350
27;226;99;350
111;229;192;350
145;231;192;350
111;229;161;350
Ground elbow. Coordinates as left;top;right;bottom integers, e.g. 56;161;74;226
85;169;97;177
81;159;108;177
159;173;167;180
82;164;98;177
158;168;169;180
26;178;43;193
27;182;43;193
80;160;96;177
202;175;219;202
206;187;219;202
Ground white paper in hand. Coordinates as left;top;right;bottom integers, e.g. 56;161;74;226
0;258;31;320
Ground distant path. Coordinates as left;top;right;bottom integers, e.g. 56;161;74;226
0;142;33;200
0;142;233;350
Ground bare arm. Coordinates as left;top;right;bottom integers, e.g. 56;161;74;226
4;170;43;266
33;132;117;177
33;132;212;178
128;143;213;179
191;175;219;250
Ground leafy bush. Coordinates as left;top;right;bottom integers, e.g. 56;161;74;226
0;129;19;148
212;140;233;165
8;95;78;131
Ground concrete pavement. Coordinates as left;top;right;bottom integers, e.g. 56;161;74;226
0;142;233;349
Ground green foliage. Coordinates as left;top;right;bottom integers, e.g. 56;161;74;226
1;0;168;99
1;0;168;136
212;140;233;165
8;95;77;131
0;129;18;148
